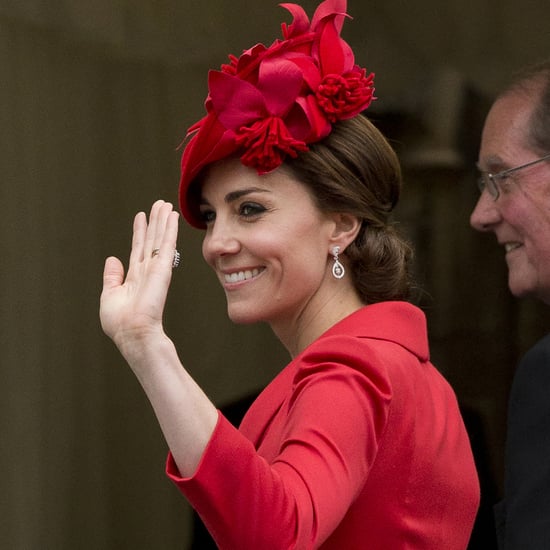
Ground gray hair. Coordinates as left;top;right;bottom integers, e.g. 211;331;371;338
502;59;550;152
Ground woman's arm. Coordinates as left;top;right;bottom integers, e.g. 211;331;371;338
169;348;390;549
100;200;218;477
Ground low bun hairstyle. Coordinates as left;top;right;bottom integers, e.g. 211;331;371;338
284;114;414;304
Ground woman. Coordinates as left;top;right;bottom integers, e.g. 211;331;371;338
100;1;479;548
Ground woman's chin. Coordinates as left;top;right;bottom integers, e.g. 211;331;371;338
226;306;265;325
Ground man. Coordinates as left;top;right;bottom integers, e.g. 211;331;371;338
470;60;550;549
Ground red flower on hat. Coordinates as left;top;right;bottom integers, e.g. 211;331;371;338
302;0;375;121
236;116;309;173
179;0;376;228
317;69;375;122
208;54;316;166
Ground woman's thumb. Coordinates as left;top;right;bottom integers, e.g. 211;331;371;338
102;256;124;290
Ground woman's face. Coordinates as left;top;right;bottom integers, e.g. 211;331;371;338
200;158;339;327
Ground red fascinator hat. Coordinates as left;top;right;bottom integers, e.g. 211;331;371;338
179;0;375;228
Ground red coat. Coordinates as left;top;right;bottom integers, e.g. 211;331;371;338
167;301;480;549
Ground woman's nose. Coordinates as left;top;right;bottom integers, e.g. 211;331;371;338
470;191;501;232
202;221;241;260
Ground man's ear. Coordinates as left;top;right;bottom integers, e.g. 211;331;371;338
329;212;362;250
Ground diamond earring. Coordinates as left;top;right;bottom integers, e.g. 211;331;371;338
332;246;345;279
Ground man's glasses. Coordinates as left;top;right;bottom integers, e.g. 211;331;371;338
477;153;550;200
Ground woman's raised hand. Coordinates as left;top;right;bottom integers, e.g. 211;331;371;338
100;200;180;357
100;201;218;475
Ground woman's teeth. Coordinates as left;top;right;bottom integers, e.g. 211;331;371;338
225;268;262;283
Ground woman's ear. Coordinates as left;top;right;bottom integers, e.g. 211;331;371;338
329;213;361;250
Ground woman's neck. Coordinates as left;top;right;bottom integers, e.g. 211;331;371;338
271;289;364;358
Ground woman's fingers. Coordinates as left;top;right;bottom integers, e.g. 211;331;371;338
102;200;179;298
144;200;170;257
102;256;125;291
144;201;179;268
157;210;180;264
100;201;180;353
129;211;147;268
100;255;126;337
153;202;171;246
127;201;179;273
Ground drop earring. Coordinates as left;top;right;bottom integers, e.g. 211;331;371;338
332;246;345;279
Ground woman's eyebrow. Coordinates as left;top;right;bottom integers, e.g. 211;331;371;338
200;187;271;207
224;187;271;203
199;187;270;206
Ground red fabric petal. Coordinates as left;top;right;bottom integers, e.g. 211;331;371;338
209;71;267;130
321;25;355;74
295;95;332;140
287;55;321;91
280;3;310;38
179;112;239;227
318;15;347;75
310;0;348;33
234;43;268;78
257;58;304;116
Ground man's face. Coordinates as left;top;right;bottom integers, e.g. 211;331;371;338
470;90;550;304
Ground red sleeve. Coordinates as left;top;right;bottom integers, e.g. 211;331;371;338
166;340;392;549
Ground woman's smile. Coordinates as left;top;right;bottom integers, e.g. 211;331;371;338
223;267;265;285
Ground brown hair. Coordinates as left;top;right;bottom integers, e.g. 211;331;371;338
284;114;414;304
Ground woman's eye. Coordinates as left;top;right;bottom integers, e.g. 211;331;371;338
240;202;266;217
200;209;216;224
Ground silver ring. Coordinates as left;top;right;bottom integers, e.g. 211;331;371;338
151;248;160;258
172;249;181;269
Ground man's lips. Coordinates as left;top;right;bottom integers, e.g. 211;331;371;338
504;242;522;253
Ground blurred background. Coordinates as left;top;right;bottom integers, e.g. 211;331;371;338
1;1;549;548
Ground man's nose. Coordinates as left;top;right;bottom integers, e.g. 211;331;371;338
470;191;501;232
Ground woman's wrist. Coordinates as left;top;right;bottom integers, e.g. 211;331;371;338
115;327;174;375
